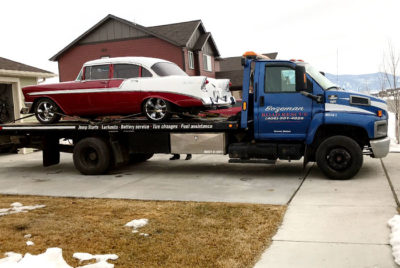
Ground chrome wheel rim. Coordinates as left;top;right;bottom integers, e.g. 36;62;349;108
36;101;56;122
145;98;167;121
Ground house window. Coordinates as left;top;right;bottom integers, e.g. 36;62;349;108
188;51;194;69
203;54;212;72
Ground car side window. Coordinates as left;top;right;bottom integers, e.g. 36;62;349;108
113;64;140;79
264;66;296;93
142;68;153;77
84;65;110;80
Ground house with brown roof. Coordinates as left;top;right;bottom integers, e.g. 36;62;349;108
0;57;55;123
50;14;221;82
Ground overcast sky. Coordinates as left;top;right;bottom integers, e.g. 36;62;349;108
1;0;399;77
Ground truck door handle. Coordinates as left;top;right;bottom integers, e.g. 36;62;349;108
259;96;265;106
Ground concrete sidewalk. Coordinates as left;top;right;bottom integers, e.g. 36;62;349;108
255;155;399;267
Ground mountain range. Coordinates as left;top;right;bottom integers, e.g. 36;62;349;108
325;72;399;93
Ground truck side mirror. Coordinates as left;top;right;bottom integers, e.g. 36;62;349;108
295;65;307;92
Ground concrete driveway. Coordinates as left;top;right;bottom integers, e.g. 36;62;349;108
0;152;307;204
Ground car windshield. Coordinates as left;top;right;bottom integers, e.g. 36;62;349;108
151;62;188;77
304;63;337;90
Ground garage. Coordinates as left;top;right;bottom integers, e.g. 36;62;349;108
0;83;14;123
0;56;55;124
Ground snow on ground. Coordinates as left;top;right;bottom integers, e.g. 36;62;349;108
125;218;148;234
73;253;118;268
25;241;34;246
0;248;118;268
0;202;45;216
388;215;400;265
388;112;400;152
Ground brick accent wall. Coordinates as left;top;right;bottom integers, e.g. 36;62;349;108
58;37;184;82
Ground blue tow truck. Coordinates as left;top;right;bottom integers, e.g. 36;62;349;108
0;52;390;179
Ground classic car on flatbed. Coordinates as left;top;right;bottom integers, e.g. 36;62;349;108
22;57;235;123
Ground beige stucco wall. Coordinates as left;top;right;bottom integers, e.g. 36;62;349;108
0;75;37;123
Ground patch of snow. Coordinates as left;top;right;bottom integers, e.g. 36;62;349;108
26;241;34;246
0;252;23;267
0;203;45;216
125;218;148;233
23;234;31;239
0;249;118;268
0;248;72;268
388;112;400;152
139;233;149;237
388;215;400;265
73;252;118;268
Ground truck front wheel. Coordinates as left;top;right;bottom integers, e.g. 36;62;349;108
73;137;111;175
316;135;363;180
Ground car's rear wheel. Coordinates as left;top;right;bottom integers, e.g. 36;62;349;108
143;98;172;122
34;98;61;124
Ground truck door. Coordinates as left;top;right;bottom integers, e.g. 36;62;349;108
254;62;313;140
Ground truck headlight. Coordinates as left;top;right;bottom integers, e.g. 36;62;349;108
374;120;387;138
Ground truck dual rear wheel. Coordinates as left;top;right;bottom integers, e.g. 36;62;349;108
73;137;111;175
316;135;363;180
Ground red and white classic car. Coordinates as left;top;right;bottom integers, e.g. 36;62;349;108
22;57;235;123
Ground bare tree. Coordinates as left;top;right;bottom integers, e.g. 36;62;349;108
382;41;400;144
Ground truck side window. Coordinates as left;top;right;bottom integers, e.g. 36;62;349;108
85;65;110;80
265;66;296;93
113;64;140;79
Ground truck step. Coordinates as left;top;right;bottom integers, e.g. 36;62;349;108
228;159;276;164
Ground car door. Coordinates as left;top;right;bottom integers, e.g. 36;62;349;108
58;64;111;116
109;63;143;114
254;62;313;140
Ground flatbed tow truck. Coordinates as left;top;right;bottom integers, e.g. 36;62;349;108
0;53;391;179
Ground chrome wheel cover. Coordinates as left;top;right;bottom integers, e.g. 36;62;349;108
36;101;56;122
145;98;167;121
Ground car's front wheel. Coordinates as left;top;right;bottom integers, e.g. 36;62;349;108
34;98;61;124
143;98;172;122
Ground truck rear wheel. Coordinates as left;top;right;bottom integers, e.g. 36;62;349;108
316;135;363;180
73;137;111;175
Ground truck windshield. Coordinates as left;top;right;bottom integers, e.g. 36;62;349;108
151;62;188;77
305;64;337;90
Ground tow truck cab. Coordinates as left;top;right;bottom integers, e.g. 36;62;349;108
228;52;390;179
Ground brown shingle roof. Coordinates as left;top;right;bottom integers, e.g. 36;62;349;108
148;20;201;46
219;52;278;71
193;33;211;51
0;57;53;74
216;52;278;89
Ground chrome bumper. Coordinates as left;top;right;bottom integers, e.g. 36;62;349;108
20;102;33;114
370;136;390;158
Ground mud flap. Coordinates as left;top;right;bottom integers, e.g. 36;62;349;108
42;136;60;167
303;144;310;169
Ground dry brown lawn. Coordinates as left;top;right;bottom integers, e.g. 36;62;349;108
0;195;286;268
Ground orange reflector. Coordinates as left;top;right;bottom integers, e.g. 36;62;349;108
377;110;383;117
229;124;233;128
243;51;257;57
242;101;247;111
304;73;307;83
297;59;304;62
290;59;296;62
